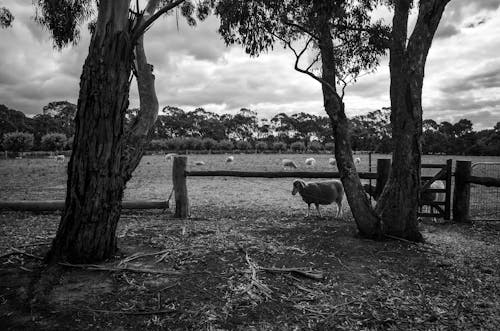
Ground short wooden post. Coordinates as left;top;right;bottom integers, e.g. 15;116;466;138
453;160;471;223
444;159;453;220
173;156;189;218
375;158;391;200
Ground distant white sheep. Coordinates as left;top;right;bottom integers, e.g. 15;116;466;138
282;159;298;170
420;180;445;223
56;155;65;161
355;157;361;165
226;156;234;163
328;157;336;166
292;179;344;218
165;153;177;160
305;157;316;167
194;161;205;166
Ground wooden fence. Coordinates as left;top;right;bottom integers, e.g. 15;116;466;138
453;160;500;222
1;156;498;222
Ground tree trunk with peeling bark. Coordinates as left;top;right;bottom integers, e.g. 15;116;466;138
318;24;382;239
47;0;161;263
375;0;450;241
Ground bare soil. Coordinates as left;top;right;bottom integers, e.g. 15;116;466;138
0;155;499;330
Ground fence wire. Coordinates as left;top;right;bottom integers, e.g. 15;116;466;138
470;162;500;221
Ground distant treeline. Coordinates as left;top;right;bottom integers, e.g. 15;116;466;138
1;103;499;155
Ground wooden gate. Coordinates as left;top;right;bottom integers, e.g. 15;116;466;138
418;159;452;220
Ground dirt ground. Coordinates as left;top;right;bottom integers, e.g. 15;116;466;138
0;155;499;330
1;208;499;330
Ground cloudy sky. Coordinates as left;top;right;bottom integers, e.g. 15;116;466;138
0;1;499;130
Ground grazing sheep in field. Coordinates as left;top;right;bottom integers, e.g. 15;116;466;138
328;157;336;166
165;153;177;160
282;159;298;170
355;157;361;165
226;156;234;163
420;180;445;223
56;155;65;161
292;179;344;218
194;161;205;166
305;157;316;167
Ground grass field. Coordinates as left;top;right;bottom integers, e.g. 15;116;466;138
1;153;499;330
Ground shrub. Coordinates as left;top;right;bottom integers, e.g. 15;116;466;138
165;138;183;150
183;137;203;150
290;141;306;152
272;141;287;152
325;142;335;152
41;133;67;151
309;140;323;152
255;141;268;152
202;138;218;151
218;139;234;151
148;139;168;151
236;140;252;151
2;132;34;152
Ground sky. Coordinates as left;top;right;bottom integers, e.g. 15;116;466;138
0;1;499;130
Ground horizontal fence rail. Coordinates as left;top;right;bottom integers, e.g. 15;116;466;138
0;200;168;212
185;170;378;179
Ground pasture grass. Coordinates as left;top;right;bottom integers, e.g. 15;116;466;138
0;154;499;330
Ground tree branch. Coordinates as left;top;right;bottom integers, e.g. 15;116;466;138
132;0;185;41
283;20;319;40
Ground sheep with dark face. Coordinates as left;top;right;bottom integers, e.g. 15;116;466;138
292;179;344;218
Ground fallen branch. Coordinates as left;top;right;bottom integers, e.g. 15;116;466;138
118;250;170;266
260;267;324;280
67;307;177;315
0;247;44;261
243;252;272;300
59;263;183;275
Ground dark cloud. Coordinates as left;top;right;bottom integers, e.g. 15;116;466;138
435;23;460;39
440;64;500;94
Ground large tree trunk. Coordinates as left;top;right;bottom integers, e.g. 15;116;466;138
375;0;450;242
46;0;133;263
318;25;382;238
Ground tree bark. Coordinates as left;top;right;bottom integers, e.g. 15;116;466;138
46;0;133;263
318;24;382;238
375;0;450;242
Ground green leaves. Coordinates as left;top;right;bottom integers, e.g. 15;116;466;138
33;0;94;49
0;7;14;28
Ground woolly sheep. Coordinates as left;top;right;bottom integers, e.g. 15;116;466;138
292;179;344;218
355;157;361;165
165;153;177;160
194;161;205;166
305;157;316;167
56;154;65;161
420;180;445;223
282;159;298;169
328;157;336;166
226;155;234;163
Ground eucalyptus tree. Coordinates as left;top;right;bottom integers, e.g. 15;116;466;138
375;0;451;241
214;0;388;237
213;0;453;241
21;0;210;263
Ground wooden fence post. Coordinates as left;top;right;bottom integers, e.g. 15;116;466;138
453;160;471;223
375;158;391;199
173;156;189;218
444;159;453;220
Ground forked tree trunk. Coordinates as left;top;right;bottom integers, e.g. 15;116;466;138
318;25;382;238
46;0;133;263
375;0;450;241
